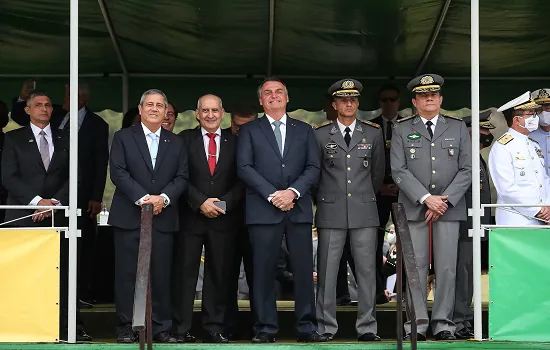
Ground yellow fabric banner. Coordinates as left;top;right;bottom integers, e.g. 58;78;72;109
0;230;60;342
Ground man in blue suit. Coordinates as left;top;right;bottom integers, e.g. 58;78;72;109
237;77;326;343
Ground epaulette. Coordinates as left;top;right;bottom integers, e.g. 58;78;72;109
497;134;513;145
397;115;415;123
314;120;332;129
359;120;380;128
442;114;462;121
529;137;540;144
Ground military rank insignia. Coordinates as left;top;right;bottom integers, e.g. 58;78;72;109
536;147;544;158
408;133;421;140
497;134;513;145
385;140;392;149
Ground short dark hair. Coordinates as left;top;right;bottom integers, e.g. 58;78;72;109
168;102;179;117
122;107;140;129
231;103;258;120
26;91;50;106
502;108;516;127
378;85;400;98
257;77;288;98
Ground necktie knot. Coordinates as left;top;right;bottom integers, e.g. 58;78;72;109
207;132;217;140
426;120;434;139
148;133;158;141
272;120;282;128
426;120;433;127
344;127;351;133
40;130;47;136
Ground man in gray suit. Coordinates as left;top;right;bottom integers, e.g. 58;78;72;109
390;74;472;341
315;79;384;342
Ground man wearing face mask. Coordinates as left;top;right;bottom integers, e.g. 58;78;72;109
453;111;494;339
527;89;550;176
489;92;550;226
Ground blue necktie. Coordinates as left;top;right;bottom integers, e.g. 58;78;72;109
272;120;283;155
148;133;158;168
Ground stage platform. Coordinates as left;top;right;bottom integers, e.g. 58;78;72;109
1;342;550;350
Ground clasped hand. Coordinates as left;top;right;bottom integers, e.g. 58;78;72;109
270;190;296;211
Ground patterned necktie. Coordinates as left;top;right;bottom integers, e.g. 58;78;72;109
344;127;351;147
148;133;158;168
426;120;434;139
207;133;217;175
272;120;283;155
39;130;50;170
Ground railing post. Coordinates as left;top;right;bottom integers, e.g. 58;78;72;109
132;203;153;350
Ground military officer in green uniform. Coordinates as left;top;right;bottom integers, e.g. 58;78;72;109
390;74;472;341
314;79;384;342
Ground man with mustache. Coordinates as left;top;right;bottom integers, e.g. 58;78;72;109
391;74;472;341
314;79;384;342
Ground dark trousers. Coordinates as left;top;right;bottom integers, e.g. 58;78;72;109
248;217;317;335
114;227;174;335
59;233;83;338
172;226;236;334
78;209;97;301
224;226;254;333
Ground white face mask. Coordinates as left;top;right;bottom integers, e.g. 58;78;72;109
387;232;396;245
539;111;550;126
519;114;539;132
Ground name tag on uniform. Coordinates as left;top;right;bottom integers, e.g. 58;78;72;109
515;156;526;160
357;144;372;150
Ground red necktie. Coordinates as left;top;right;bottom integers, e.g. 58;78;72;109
207;133;217;175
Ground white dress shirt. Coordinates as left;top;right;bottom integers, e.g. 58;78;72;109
337;118;356;139
419;115;439;204
135;123;170;206
263;114;300;201
201;127;221;163
265;114;287;154
58;107;87;130
29;123;59;206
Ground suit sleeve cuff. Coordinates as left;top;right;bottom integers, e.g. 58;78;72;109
288;187;301;198
29;196;42;206
135;194;150;206
160;193;170;207
419;193;431;204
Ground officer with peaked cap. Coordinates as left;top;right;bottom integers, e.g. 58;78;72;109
488;92;550;225
453;110;494;339
391;74;472;341
527;89;550;175
314;78;384;341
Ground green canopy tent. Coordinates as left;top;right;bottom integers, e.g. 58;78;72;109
1;0;549;111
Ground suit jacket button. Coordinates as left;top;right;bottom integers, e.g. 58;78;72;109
282;164;285;167
211;181;214;185
152;180;156;183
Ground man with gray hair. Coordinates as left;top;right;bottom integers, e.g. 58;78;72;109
109;89;188;343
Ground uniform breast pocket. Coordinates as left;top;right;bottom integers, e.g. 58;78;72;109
357;149;371;168
324;151;341;167
441;140;457;160
513;160;529;181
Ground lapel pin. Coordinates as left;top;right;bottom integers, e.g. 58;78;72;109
29;139;34;143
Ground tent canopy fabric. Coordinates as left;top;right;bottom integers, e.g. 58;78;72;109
1;0;549;111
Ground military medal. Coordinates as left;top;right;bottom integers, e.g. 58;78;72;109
325;142;337;150
385;140;392;149
407;133;421;140
410;148;416;154
448;148;455;156
363;159;369;167
536;148;544;158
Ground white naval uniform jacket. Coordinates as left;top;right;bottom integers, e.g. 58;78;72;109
489;128;550;226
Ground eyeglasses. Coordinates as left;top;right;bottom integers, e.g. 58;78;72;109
380;97;398;103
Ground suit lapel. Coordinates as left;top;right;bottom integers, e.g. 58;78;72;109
193;129;210;175
260;117;283;160
348;121;365;150
154;128;170;172
328;121;348;152
132;125;154;173
283;117;296;159
213;130;230;177
25;127;46;172
411;116;432;141
48;130;65;172
432;115;450;141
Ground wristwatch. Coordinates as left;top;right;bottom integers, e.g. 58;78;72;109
162;196;169;208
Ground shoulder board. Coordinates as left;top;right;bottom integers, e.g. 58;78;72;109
314;120;331;130
529;137;539;144
442;114;462;121
497;134;513;145
397;115;415;123
359;120;380;128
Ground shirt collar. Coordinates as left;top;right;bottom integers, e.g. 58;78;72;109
265;114;287;125
141;122;162;138
382;115;398;124
420;114;439;126
201;127;221;137
30;122;52;138
78;107;87;120
509;127;528;140
337;118;356;135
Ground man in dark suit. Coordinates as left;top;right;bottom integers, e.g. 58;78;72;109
0;100;9;222
224;103;257;340
11;81;109;305
237;77;326;343
371;84;401;304
171;95;243;343
109;89;188;343
1;91;91;341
